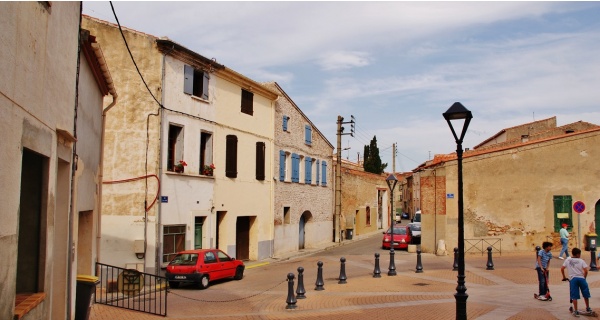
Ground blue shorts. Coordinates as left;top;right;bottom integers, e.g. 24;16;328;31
570;277;591;300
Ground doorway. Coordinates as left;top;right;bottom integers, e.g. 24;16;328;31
194;217;204;249
299;215;306;250
595;200;600;237
236;216;250;260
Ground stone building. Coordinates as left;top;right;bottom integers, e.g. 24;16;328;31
416;118;600;254
263;82;334;256
1;3;116;319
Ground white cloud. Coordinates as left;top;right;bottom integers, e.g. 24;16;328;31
318;51;371;71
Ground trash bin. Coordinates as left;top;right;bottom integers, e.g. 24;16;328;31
75;275;99;320
584;233;598;251
346;229;353;240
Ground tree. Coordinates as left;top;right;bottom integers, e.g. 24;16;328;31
363;136;387;174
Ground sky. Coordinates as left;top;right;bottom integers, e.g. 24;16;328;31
82;1;600;172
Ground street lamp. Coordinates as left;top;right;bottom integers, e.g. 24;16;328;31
443;102;472;320
386;174;398;276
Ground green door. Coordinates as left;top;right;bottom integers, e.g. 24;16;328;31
194;217;203;249
595;200;600;236
553;195;572;232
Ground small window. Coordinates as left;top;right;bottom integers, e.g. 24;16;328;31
316;159;320;185
256;142;265;180
225;135;238;178
279;150;286;181
321;161;327;186
304;157;312;184
163;225;186;263
183;65;209;100
168;124;184;171
241;89;254;115
305;125;312;145
216;250;231;262
291;153;300;183
204;252;217;264
284;207;291;224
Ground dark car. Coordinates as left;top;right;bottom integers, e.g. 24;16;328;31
401;212;410;220
407;222;421;244
381;226;412;250
165;249;245;289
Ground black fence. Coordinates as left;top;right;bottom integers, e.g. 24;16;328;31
95;262;167;316
464;238;502;255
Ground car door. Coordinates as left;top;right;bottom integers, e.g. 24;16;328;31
216;250;236;278
202;251;220;280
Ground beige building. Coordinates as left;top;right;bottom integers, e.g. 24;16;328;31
264;82;334;256
416;118;600;254
83;15;279;269
1;3;116;319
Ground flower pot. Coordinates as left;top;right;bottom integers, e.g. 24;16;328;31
174;166;184;173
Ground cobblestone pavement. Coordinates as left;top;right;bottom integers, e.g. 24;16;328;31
90;234;600;320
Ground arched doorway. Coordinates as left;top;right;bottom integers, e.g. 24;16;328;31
299;211;313;250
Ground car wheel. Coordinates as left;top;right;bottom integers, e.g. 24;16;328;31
198;275;210;289
169;281;179;289
234;266;244;280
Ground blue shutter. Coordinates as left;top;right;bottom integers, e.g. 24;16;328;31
321;161;327;186
316;160;320;184
283;116;288;131
184;65;194;95
305;125;312;145
292;153;299;183
279;150;285;181
305;157;311;184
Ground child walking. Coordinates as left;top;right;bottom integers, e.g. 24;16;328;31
535;241;553;300
561;247;592;317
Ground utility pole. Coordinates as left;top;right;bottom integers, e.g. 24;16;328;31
392;143;396;174
335;115;354;243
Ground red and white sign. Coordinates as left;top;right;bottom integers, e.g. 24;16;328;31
573;201;586;214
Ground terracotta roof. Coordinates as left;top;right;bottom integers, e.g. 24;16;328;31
473;116;556;149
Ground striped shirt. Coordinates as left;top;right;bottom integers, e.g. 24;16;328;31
536;250;553;268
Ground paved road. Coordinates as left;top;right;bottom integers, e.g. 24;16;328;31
90;232;600;319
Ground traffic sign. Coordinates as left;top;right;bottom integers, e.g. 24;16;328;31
573;201;586;214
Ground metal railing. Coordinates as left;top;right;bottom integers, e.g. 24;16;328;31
95;262;167;316
464;238;502;256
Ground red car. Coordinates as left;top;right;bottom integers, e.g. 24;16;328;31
166;249;245;289
381;226;412;250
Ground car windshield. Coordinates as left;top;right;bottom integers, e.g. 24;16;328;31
409;224;421;231
386;227;406;235
169;253;198;265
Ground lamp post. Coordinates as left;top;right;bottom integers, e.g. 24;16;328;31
443;102;472;320
386;174;398;276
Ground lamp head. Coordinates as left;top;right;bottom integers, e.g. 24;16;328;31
386;174;398;190
443;102;472;143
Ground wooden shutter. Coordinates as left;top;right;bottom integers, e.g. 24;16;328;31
553;195;572;232
225;135;238;178
305;125;312;145
291;153;299;183
321;161;327;186
184;65;194;95
241;89;254;115
256;142;265;180
283;115;288;131
305;157;312;184
279;150;286;181
316;160;320;184
202;72;210;100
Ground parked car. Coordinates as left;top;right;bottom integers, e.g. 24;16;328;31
412;210;422;223
407;222;421;244
401;212;410;220
381;226;412;250
166;249;245;289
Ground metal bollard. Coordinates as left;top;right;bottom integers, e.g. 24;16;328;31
415;249;423;273
338;257;347;284
373;253;381;278
486;246;494;270
591;247;598;272
296;267;306;299
286;273;297;309
453;247;459;271
315;261;325;290
388;247;397;276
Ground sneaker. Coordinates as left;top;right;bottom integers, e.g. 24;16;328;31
538;295;548;301
559;257;565;260
573;310;580;317
586;307;593;313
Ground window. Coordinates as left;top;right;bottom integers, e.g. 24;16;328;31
163;225;186;263
321;161;327;186
217;250;231;262
553;195;572;232
279;150;285;181
200;132;213;174
184;65;209;100
282;115;289;131
225;135;238;178
291;153;300;183
241;89;254;115
304;157;312;184
366;207;371;226
284;207;291;224
256;142;265;180
299;155;304;183
316;159;320;185
204;252;217;264
168;124;184;171
304;125;312;145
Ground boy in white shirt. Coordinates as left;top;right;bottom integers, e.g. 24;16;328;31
561;248;592;317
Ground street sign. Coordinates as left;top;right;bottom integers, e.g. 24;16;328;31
447;193;454;199
161;196;168;203
573;201;586;214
